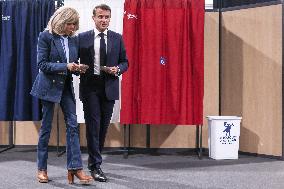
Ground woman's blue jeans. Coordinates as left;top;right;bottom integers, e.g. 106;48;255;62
37;87;83;170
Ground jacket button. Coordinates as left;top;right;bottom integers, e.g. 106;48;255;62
52;80;55;83
60;81;64;84
57;61;60;63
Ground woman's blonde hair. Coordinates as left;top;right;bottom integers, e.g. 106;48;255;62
47;7;79;36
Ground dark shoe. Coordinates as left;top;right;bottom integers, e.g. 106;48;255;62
37;170;48;183
68;169;93;185
91;168;107;182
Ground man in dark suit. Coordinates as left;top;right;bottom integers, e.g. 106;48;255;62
78;4;128;182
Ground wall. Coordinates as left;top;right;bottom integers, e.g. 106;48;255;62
221;4;282;156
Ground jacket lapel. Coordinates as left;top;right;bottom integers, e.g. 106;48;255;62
68;37;77;62
107;30;112;59
53;35;67;62
89;30;95;65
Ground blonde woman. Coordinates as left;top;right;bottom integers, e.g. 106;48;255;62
30;7;91;184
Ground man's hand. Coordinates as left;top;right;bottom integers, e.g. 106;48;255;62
108;66;118;75
101;66;118;75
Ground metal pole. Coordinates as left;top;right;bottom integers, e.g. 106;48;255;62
282;0;284;160
195;125;200;155
123;124;128;158
146;124;150;149
199;125;203;159
0;121;15;153
195;124;203;159
128;124;131;154
218;0;223;115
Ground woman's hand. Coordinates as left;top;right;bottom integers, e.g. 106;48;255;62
67;63;79;72
78;64;89;74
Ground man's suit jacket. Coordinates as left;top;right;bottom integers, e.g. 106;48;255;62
30;30;78;103
78;30;128;100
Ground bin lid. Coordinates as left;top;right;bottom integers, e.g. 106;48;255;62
206;116;242;120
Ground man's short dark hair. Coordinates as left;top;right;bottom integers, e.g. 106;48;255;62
93;4;111;16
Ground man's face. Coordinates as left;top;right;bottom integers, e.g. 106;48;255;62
92;8;111;32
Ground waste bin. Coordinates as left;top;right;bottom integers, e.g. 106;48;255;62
207;116;242;160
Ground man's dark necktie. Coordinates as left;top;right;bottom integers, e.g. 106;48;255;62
99;32;106;66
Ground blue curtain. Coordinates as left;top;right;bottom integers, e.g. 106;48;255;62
0;0;55;121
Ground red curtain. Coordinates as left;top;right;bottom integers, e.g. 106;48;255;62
121;0;204;125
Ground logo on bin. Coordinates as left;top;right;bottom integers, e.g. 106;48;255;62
219;122;237;144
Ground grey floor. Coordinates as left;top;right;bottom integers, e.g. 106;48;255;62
0;147;283;189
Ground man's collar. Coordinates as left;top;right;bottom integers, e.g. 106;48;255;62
94;28;108;36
